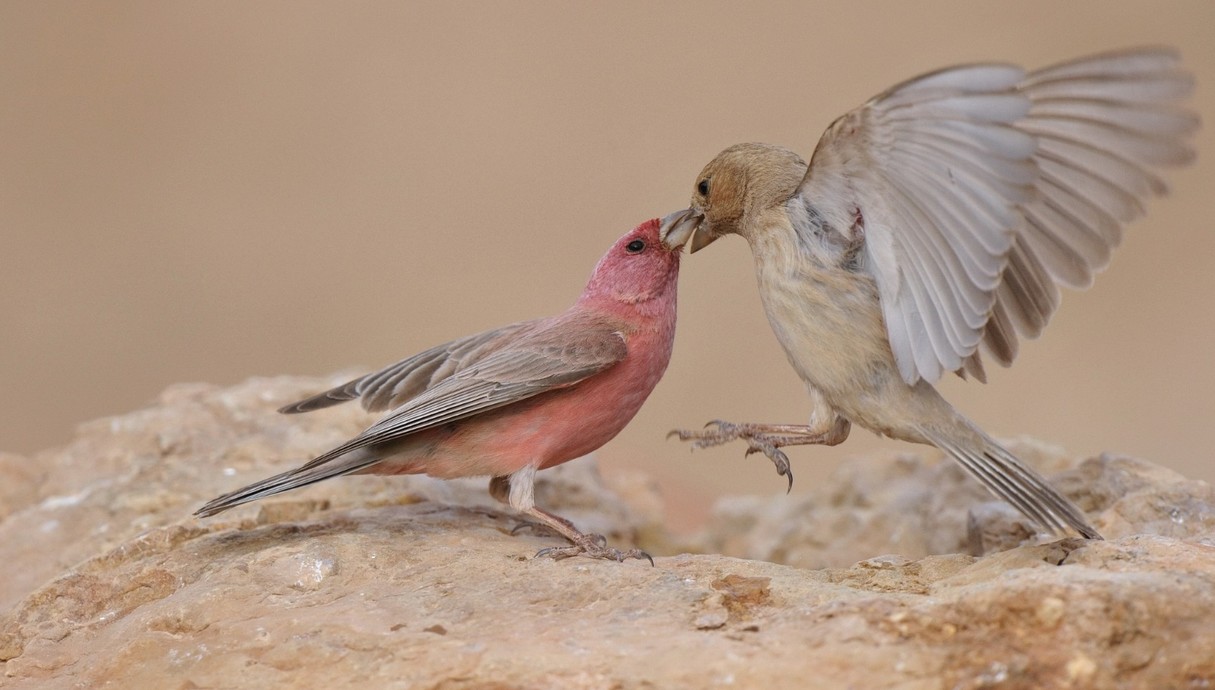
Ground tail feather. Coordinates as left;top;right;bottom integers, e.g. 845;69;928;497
921;428;1102;540
194;449;380;518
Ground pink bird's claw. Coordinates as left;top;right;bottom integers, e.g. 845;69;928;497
534;533;655;566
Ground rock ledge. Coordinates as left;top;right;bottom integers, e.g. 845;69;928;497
2;377;1212;689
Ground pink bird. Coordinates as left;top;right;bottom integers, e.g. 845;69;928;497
196;219;680;563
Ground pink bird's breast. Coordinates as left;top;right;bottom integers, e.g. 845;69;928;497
379;291;678;480
534;318;676;469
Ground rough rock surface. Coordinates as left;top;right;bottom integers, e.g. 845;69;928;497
2;376;1213;689
691;439;1215;568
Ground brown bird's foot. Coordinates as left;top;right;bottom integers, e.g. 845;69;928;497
535;532;655;566
669;420;839;493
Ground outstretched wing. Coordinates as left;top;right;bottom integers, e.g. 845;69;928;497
796;48;1196;384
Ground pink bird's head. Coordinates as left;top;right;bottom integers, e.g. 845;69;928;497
580;219;681;307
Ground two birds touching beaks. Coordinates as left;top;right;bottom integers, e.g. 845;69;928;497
197;48;1198;564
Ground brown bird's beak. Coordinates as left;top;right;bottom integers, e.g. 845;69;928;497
659;208;716;253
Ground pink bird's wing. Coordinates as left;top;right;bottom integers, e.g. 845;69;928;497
278;320;541;414
285;319;627;474
194;319;627;517
795;48;1196;385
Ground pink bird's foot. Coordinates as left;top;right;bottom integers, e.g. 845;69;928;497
515;504;654;566
669;420;842;493
535;533;655;566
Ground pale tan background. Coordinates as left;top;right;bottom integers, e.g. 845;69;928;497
3;2;1212;529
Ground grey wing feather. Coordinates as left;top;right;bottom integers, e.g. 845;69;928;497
295;328;627;469
278;320;540;414
797;47;1196;385
972;48;1198;371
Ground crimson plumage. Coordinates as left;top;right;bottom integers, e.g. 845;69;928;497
197;219;679;562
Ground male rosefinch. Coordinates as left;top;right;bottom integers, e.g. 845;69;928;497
198;219;679;563
661;48;1197;539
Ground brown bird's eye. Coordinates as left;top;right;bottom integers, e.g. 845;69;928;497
626;239;645;253
697;178;710;197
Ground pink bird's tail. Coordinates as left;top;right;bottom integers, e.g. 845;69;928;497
194;448;380;517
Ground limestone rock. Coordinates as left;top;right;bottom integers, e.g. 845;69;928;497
691;439;1215;568
2;376;1213;689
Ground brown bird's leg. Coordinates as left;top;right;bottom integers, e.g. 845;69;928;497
669;415;851;492
489;469;653;565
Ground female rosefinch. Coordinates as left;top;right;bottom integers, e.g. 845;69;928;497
662;48;1197;540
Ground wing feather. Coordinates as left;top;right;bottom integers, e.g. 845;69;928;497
795;48;1196;383
278;320;538;414
291;319;628;473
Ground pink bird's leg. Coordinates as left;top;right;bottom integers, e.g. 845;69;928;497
489;468;653;566
668;416;851;492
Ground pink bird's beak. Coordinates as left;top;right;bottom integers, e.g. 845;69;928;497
659;208;715;253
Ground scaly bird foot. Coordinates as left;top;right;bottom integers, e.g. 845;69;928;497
668;420;798;492
534;532;655;566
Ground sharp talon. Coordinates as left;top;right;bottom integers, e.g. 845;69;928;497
784;467;794;494
617;549;656;566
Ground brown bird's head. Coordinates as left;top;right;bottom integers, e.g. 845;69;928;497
660;143;807;252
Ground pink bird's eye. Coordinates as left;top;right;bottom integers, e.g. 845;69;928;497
625;240;645;254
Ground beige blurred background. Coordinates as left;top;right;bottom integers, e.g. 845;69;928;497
3;2;1212;530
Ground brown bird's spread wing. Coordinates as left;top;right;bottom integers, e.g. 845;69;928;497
795;48;1196;385
289;317;628;473
279;320;541;414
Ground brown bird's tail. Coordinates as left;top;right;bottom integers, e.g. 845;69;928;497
194;448;380;518
919;426;1102;540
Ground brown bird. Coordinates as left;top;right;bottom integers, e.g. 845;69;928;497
661;48;1198;539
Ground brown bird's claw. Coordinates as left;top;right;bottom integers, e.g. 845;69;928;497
669;419;805;492
745;442;794;494
666;420;740;451
534;533;655;566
